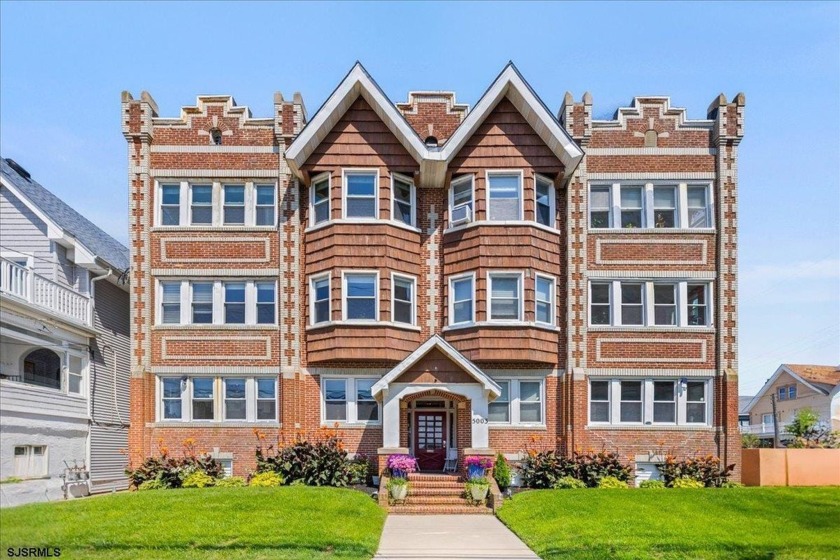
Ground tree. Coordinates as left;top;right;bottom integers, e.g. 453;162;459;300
785;408;840;449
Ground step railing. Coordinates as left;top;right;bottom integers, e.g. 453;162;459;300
0;257;92;325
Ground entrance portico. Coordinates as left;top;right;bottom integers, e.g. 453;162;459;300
372;335;501;472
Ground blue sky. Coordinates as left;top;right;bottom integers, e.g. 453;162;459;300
1;1;838;394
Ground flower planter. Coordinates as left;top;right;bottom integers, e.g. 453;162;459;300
391;469;406;479
390;483;408;500
467;465;486;479
469;484;489;501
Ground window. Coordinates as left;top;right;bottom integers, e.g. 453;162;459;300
488;379;544;425
488;381;510;422
223;185;245;225
487;172;522;221
68;355;84;395
191;282;213;324
311;174;330;225
356;379;378;422
255;282;276;324
620;381;643;422
190;185;213;225
450;275;474;325
22;348;61;390
685;381;707;423
224;282;246;324
160;282;181;324
687;186;710;228
392;275;415;325
653;284;677;326
653;381;676;423
257;378;276;420
620;283;644;325
589;186;611;228
450;175;474;222
255;185;275;226
160;184;181;226
686;284;708;326
590;381;610;422
535;275;554;325
788;385;797;400
590;283;611;325
778;386;788;401
324;379;347;421
620;186;644;228
535;175;554;227
224;378;246;420
489;273;521;321
343;273;377;320
311;275;330;325
192;378;215;420
13;445;47;478
762;413;774;426
392;174;415;226
217;459;233;477
653;186;676;228
344;171;377;218
162;378;183;419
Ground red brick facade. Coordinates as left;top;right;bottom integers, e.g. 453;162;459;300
124;64;744;482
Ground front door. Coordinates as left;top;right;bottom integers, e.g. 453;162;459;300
414;411;446;471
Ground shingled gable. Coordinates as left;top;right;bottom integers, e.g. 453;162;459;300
744;364;840;413
371;335;502;399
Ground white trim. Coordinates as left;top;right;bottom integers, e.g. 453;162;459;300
588;280;714;328
391;272;417;326
390;172;416;228
342;168;379;220
485;169;524;222
487;378;546;427
488;270;524;322
309;172;331;227
449;174;475;226
341;269;380;322
157;374;278;423
443;219;562;237
534;273;555;326
448;272;476;326
320;375;382;426
157;279;277;326
534;174;556;228
588;181;715;231
309;272;332;326
588;377;713;427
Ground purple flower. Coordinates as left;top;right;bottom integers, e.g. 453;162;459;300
464;456;494;469
386;454;418;475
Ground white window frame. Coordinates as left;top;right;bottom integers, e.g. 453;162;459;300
589;185;612;229
534;174;555;228
488;380;511;423
160;377;186;421
320;376;381;425
652;184;678;229
159;280;183;324
685;184;714;229
485;169;524;222
534;274;555;326
254;184;276;227
488;271;524;322
65;352;87;396
391;273;417;326
449;175;475;224
449;272;476;326
13;445;48;478
310;172;331;227
157;280;277;326
651;380;677;425
189;183;214;226
223;281;247;325
588;182;715;230
309;273;332;326
190;282;215;325
341;270;380;322
190;377;216;421
588;280;714;328
158;182;184;226
255;281;277;325
619;282;645;326
488;378;545;426
256;377;277;421
588;380;611;424
588;378;713;426
390;172;416;228
223;377;247;421
157;376;279;423
1;250;34;269
342;168;379;220
354;378;380;423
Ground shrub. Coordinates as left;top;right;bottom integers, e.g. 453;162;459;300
721;481;745;488
785;408;840;448
256;429;350;487
639;479;666;489
660;454;734;487
493;453;512;490
215;476;246;488
182;471;216;488
520;448;632;489
521;450;568;489
741;433;761;449
553;476;586;489
137;478;167;491
126;439;223;489
249;471;284;487
672;477;705;489
598;476;628;489
347;456;370;485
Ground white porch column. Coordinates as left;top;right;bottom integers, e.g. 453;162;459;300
381;389;402;448
470;394;490;448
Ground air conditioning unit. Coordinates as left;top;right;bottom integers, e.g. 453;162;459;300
451;203;472;225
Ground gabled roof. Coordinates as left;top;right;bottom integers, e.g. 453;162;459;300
1;158;129;272
371;334;502;399
744;364;840;413
286;62;584;188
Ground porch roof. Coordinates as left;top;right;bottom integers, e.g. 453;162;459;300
371;335;502;399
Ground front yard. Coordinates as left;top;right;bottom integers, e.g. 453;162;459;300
497;487;840;560
0;486;385;560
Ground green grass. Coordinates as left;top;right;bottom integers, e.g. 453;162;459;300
0;486;386;560
498;487;840;560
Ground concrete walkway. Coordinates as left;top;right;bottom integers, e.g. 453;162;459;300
374;514;541;559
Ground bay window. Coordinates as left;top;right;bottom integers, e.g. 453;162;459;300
489;273;522;321
449;274;474;325
344;170;377;219
589;378;711;426
535;275;554;325
392;174;415;226
450;175;474;224
310;275;331;325
311;174;330;225
343;272;377;320
392;274;415;325
535;175;554;227
487;172;522;221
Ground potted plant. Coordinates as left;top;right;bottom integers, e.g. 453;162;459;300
464;455;493;479
386;454;418;478
387;476;409;501
465;476;490;502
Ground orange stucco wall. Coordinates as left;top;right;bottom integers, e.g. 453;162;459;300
742;449;840;486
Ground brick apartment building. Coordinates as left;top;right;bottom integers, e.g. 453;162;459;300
123;63;744;483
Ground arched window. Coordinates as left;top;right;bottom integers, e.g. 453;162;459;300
210;128;223;146
23;348;61;390
424;136;439;148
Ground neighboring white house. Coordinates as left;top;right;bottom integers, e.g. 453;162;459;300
0;158;130;503
742;364;840;440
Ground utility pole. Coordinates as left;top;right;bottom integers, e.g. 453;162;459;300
771;393;780;448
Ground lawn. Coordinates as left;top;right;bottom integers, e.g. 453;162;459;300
497;487;840;560
0;486;386;560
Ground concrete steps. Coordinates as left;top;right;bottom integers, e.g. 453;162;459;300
387;473;492;515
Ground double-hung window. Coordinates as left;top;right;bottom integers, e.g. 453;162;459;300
190;185;213;225
488;379;543;425
256;379;277;420
589;381;610;422
160;376;278;423
162;280;275;325
392;275;415;325
487;172;522;221
788;385;797;400
589;182;713;229
392;174;415;226
590;280;712;327
620;283;644;325
344;170;377;219
620;186;644;228
778;386;788;401
653;381;676;423
161;282;181;324
589;379;710;426
322;377;380;424
535;175;554;227
256;282;276;324
162;378;183;419
311;275;331;325
653;186;677;228
589;186;611;228
67;355;84;394
224;378;247;420
620;381;643;422
192;378;215;420
224;282;246;324
450;175;474;224
590;283;611;325
519;381;542;423
687;284;708;326
685;381;707;423
191;283;214;324
160;184;181;225
488;381;510;422
687;186;710;228
324;379;347;421
255;185;275;226
311;174;330;225
535;275;554;325
344;272;377;320
223;185;245;225
489;273;521;321
450;275;474;325
356;379;378;422
653;284;677;326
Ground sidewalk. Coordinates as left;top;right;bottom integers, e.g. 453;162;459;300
374;514;541;560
